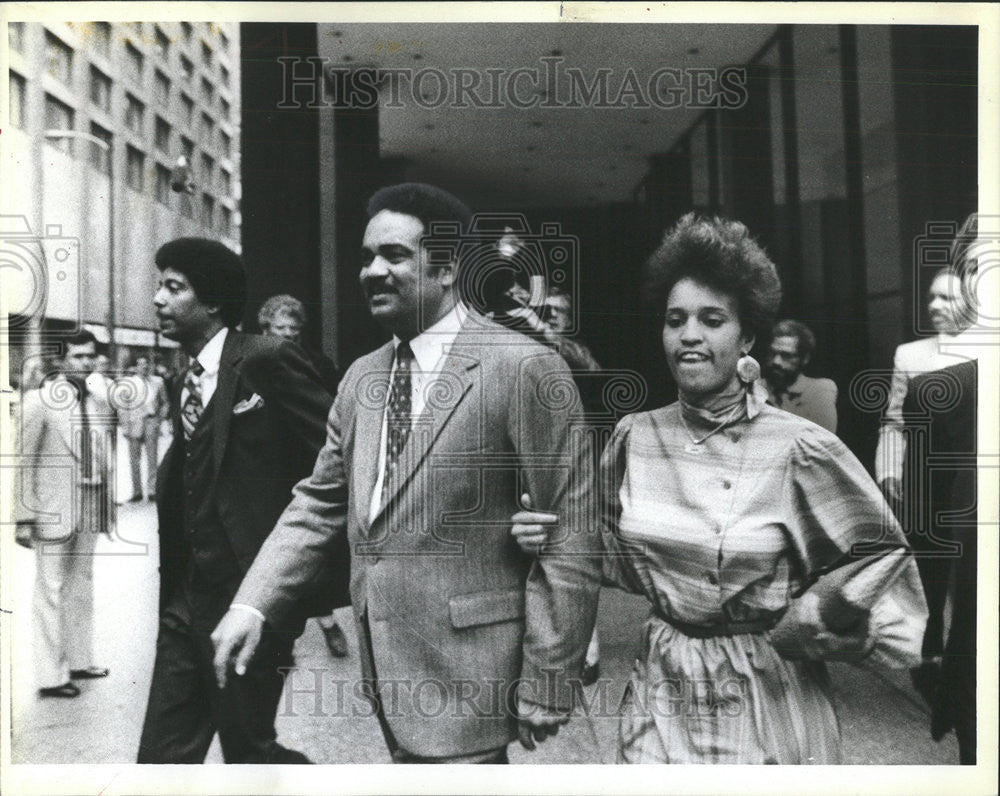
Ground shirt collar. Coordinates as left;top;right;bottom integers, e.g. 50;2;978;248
194;327;229;377
394;303;466;373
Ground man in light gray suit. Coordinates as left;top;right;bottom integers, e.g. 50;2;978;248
213;183;602;763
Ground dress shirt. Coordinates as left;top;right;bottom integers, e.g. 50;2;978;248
368;303;467;524
181;327;228;409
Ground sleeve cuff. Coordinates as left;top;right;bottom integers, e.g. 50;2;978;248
230;603;267;623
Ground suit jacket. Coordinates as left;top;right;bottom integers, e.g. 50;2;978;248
16;376;115;540
235;314;603;757
155;331;347;616
875;335;972;483
765;373;838;434
117;373;169;438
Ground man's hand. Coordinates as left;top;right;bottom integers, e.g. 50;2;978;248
516;696;569;750
511;492;558;556
15;521;36;549
880;477;902;504
211;608;264;689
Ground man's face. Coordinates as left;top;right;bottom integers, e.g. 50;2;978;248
927;272;970;334
544;295;572;335
153;267;217;343
62;342;97;376
359;210;454;338
267;312;302;343
766;335;805;388
135;357;151;377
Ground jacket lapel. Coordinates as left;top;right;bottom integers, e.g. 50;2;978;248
211;331;245;480
368;327;479;527
353;342;395;532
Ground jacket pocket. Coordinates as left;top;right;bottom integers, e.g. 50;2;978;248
448;587;525;629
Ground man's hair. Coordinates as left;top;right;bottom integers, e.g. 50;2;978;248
155;237;246;328
258;294;307;330
64;329;98;349
643;213;781;341
771;319;816;358
366;182;472;238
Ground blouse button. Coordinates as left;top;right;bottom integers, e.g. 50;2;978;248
731;433;741;443
722;480;732;490
705;571;718;586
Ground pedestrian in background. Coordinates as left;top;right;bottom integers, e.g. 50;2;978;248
15;329;114;698
763;319;838;433
119;355;169;502
258;293;349;659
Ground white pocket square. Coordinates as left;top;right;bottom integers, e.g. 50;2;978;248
233;393;265;414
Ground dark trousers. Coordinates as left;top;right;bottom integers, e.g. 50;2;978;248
137;571;307;764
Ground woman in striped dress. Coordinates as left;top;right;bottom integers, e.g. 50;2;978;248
514;214;928;764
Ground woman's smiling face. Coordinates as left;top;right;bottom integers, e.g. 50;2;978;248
663;277;754;399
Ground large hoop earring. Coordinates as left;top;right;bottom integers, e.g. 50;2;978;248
736;352;761;384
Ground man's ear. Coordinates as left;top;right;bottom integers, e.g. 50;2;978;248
435;260;456;288
801;350;811;367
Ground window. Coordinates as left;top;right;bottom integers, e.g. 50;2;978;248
125;93;144;133
9;21;25;51
201;41;213;68
219;168;232;196
92;22;111;56
201;153;215;188
44;94;75;153
126;145;145;191
125;42;144;83
220;65;230;89
155;116;171;153
201;192;215;228
10;72;26;128
201;76;214;105
220;205;232;237
219;130;232;159
181;21;193;44
89;122;112;174
156;163;172;203
90;66;111;112
45;32;73;85
155;69;171;104
200;111;214;145
155;26;170;59
180;54;194;83
181;93;195;127
220;96;230;121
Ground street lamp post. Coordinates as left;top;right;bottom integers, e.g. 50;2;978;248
41;129;116;363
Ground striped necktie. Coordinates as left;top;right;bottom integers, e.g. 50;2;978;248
381;341;414;505
181;360;205;440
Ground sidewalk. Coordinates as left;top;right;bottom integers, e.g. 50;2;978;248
9;502;960;765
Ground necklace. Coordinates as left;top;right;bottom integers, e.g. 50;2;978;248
678;401;741;453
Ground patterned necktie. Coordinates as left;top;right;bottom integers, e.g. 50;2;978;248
381;341;414;505
181;359;205;440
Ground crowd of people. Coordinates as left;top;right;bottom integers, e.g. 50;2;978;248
12;184;981;765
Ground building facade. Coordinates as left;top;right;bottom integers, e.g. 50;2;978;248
5;20;241;376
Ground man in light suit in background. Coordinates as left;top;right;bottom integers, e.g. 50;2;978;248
213;183;602;763
119;355;169;502
15;329;115;698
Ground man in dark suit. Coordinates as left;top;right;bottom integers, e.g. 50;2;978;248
213;184;602;763
137;238;340;763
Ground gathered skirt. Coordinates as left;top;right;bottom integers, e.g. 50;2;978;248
618;615;841;764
